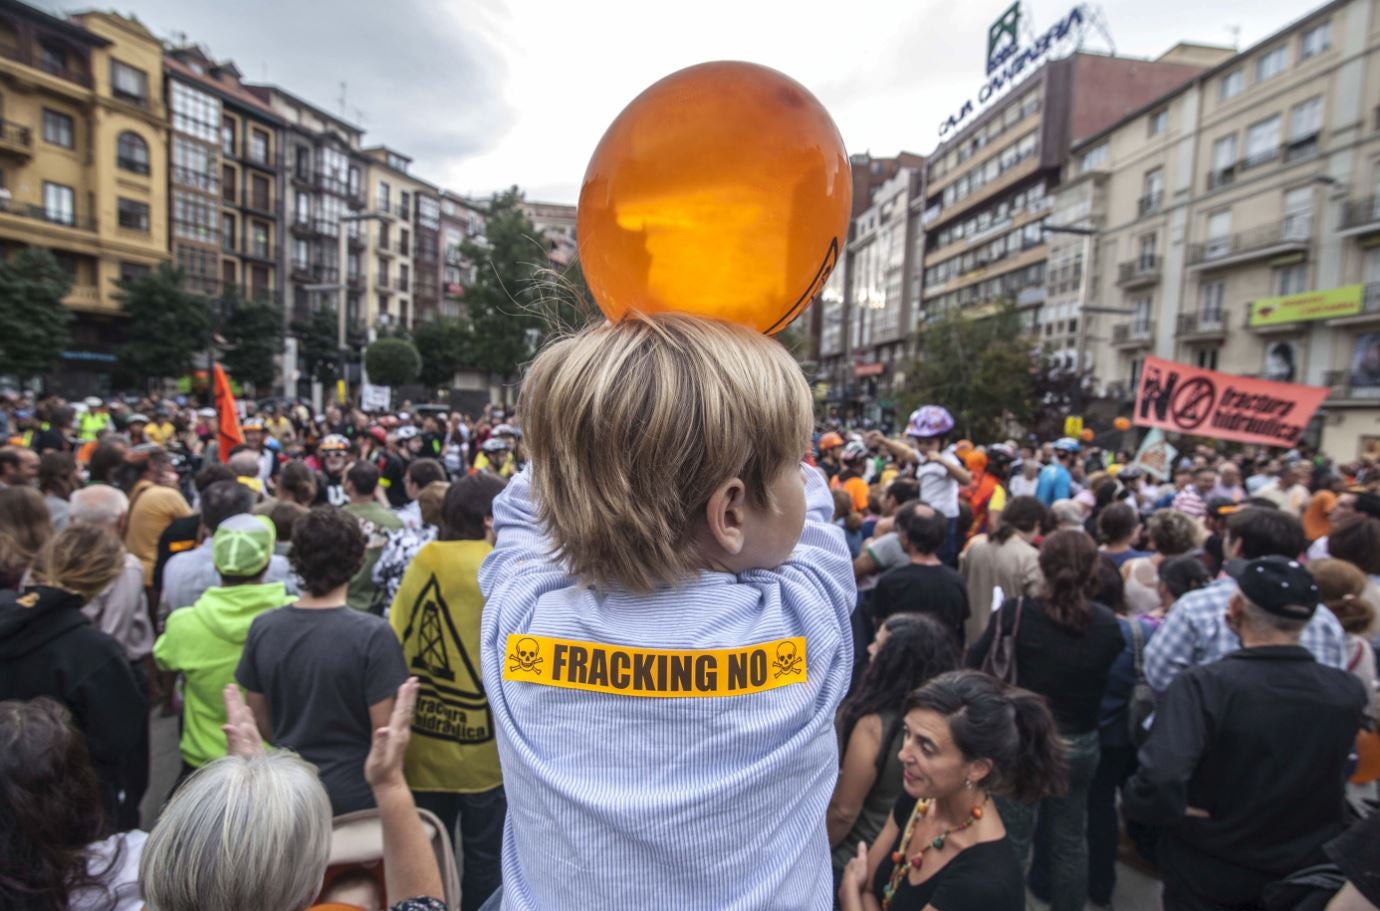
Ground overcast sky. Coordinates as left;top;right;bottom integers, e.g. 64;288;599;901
57;0;1317;203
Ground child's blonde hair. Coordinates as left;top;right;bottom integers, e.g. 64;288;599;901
521;313;812;593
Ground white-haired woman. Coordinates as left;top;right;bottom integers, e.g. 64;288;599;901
139;677;448;911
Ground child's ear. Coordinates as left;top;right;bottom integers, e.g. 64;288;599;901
705;477;748;556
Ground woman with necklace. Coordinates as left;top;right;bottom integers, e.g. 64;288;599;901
838;670;1067;911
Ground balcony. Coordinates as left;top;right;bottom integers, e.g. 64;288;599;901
1206;165;1236;191
111;87;147;108
346;231;366;251
290;261;312;283
1117;256;1161;289
396;201;411;219
347;271;364;290
241;195;276;218
0;200;96;232
241;242;274;264
377;241;396;258
1111;321;1154;349
291;167;314;189
314;173;349;197
375;274;395;292
1176;308;1229;340
1322;282;1380;328
0;119;32;158
398;275;409;292
1324;369;1380;405
398;238;410;256
1340;196;1380;238
1137;192;1164;217
1187;219;1311;269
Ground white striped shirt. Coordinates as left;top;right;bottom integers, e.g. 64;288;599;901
479;466;856;910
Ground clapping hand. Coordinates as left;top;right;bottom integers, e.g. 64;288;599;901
222;684;265;759
839;841;868;902
364;677;419;793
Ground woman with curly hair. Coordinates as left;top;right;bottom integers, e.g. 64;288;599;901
828;614;960;887
0;697;144;910
1122;508;1202;616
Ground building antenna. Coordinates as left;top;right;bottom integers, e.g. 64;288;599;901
1079;4;1116;56
338;81;348;117
1226;24;1241;50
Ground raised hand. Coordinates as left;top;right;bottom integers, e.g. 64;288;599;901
364;677;419;792
221;684;264;759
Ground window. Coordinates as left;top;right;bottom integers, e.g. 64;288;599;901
400;190;411;219
39;43;65;77
1289;97;1322;156
116;198;149;231
110;60;147;104
377;181;391;211
1300;21;1331;59
170;81;221;144
1275;263;1309;296
116;131;149;174
222;164;236;203
1211;134;1237;185
1078;143;1108;173
400;227;410;255
222;213;236;252
1283;187;1313;240
1206;210;1232;258
399;263;409;291
42;109;73;148
251;265;268;294
1257;46;1287;82
377;257;389;285
1220;69;1244;101
221;116;236;157
1149;109;1168;137
251;222;269;258
1201;280;1225;319
119;262;151;284
348;166;361;198
1195;348;1219;371
348;252;360;280
293;239;309;269
43;182;74;225
249;129;268;164
1244;116;1281;168
173;190;219;244
172;137;217;193
251;174;270;211
295;191;310;223
222;260;237;288
1132;296;1152;331
1142;168;1164;214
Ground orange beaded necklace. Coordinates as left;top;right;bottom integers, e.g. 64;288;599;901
880;793;989;910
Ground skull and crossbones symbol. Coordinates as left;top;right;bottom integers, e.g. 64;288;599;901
773;641;803;678
509;637;543;675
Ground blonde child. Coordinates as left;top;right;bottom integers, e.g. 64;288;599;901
479;314;856;910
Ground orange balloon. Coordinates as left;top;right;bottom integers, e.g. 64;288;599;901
578;61;852;334
1080;428;1096;442
1114;417;1132;432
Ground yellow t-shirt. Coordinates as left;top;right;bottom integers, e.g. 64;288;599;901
389;539;502;793
473;452;515;478
144;421;176;445
125;480;192;585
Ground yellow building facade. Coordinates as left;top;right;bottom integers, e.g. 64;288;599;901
0;5;167;388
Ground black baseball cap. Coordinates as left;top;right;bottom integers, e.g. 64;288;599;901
1225;556;1318;621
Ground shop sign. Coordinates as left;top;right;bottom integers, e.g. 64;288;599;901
1248;285;1364;327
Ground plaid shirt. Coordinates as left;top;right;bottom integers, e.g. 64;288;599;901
1144;577;1348;692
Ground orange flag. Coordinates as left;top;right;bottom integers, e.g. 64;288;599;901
213;362;243;462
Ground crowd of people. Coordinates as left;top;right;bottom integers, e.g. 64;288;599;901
2;312;1380;911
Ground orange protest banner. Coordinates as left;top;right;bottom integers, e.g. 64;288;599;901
1134;356;1330;448
213;363;243;461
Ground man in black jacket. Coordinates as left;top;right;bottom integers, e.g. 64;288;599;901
0;576;146;825
1124;556;1367;911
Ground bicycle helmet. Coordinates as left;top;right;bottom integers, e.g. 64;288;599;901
396;426;420;441
1052;437;1082;453
818;432;845;451
906;406;955;439
482;437;510;453
841;440;868;463
492;423;518;437
319;434;350;452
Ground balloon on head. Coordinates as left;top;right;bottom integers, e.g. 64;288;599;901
577;61;852;335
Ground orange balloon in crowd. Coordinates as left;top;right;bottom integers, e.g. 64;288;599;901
1080;428;1096;442
577;61;852;335
1114;417;1132;432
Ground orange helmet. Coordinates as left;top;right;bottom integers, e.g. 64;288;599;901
818;432;844;451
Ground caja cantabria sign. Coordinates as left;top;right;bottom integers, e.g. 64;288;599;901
939;3;1088;137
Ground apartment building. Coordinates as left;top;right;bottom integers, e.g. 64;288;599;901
1071;0;1377;457
165;45;284;309
811;152;924;420
245;84;369;347
919;49;1225;348
438;189;485;320
362;146;438;331
0;4;168;392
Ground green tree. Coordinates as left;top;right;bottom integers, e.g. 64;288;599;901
900;307;1036;441
219;287;284;393
460;187;544;384
0;248;73;380
413;317;473;389
365;337;422;387
116;264;212;384
293;306;341;385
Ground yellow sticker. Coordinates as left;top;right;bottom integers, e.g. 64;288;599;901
502;634;807;698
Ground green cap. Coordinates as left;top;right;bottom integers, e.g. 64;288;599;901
212;513;276;577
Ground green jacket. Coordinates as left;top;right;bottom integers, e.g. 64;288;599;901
345;501;404;612
153;581;293;767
